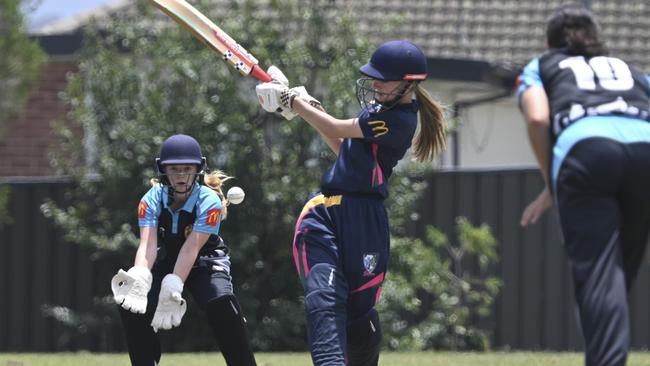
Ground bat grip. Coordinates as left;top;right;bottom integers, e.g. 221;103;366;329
250;65;273;83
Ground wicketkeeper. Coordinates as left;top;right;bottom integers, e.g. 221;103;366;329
111;134;256;366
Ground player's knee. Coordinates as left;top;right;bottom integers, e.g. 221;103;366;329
304;263;347;313
206;294;245;322
347;309;382;366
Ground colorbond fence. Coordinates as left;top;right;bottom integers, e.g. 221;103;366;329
2;170;649;351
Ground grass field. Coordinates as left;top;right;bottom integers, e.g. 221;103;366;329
1;352;650;366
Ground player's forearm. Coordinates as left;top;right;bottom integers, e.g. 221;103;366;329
134;247;156;269
134;227;158;269
316;129;342;155
520;87;552;187
293;98;356;139
173;231;210;281
172;246;199;282
526;122;551;187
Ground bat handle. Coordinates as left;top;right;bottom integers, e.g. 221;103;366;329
250;65;273;83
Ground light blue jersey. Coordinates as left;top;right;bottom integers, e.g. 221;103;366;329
138;182;223;235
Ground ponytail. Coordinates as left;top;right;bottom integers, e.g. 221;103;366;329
413;85;447;162
203;170;233;219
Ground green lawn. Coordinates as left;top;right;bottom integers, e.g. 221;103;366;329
0;352;649;366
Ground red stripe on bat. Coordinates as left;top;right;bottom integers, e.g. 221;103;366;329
212;29;254;67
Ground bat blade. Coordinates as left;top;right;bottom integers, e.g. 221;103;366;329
150;0;272;82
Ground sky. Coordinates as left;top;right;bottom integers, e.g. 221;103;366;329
24;0;114;30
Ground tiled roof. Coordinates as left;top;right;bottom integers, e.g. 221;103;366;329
350;0;650;71
32;0;650;72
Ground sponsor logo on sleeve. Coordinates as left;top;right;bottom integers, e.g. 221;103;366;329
368;120;389;138
138;201;148;219
206;208;221;226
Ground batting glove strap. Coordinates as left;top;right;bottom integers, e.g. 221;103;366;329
279;107;297;120
280;87;298;109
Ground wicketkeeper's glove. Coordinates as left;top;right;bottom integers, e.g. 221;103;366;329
151;273;187;332
111;266;153;314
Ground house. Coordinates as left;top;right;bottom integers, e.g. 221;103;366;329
3;0;649;175
0;0;128;178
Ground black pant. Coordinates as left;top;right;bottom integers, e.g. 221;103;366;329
556;138;650;366
119;260;245;366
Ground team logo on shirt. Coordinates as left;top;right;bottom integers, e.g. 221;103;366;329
362;253;379;277
206;208;221;226
184;225;193;238
368;120;389;138
137;201;148;219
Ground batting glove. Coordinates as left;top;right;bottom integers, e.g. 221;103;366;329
151;273;187;332
111;266;152;314
266;65;289;87
256;82;299;120
292;86;322;109
266;65;309;118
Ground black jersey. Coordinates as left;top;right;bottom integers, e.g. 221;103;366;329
156;200;228;268
538;49;650;138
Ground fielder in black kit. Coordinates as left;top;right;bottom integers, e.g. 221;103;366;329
517;5;650;366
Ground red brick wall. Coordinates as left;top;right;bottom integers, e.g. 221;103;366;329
0;59;79;177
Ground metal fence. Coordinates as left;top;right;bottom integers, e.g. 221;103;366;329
415;168;650;351
0;180;97;351
1;169;649;351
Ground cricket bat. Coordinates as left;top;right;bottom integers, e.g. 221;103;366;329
150;0;273;82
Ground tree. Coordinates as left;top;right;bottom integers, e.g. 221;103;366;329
0;0;46;127
42;0;375;351
0;0;46;227
378;212;502;351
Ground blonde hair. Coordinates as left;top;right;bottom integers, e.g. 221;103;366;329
413;85;447;162
203;170;233;218
150;169;233;218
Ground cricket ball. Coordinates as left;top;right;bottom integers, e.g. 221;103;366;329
226;186;245;205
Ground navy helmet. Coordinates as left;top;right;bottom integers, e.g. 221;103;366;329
357;40;427;111
157;134;205;167
360;40;428;81
156;134;207;189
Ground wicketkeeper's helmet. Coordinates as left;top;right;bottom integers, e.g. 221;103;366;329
156;134;207;190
